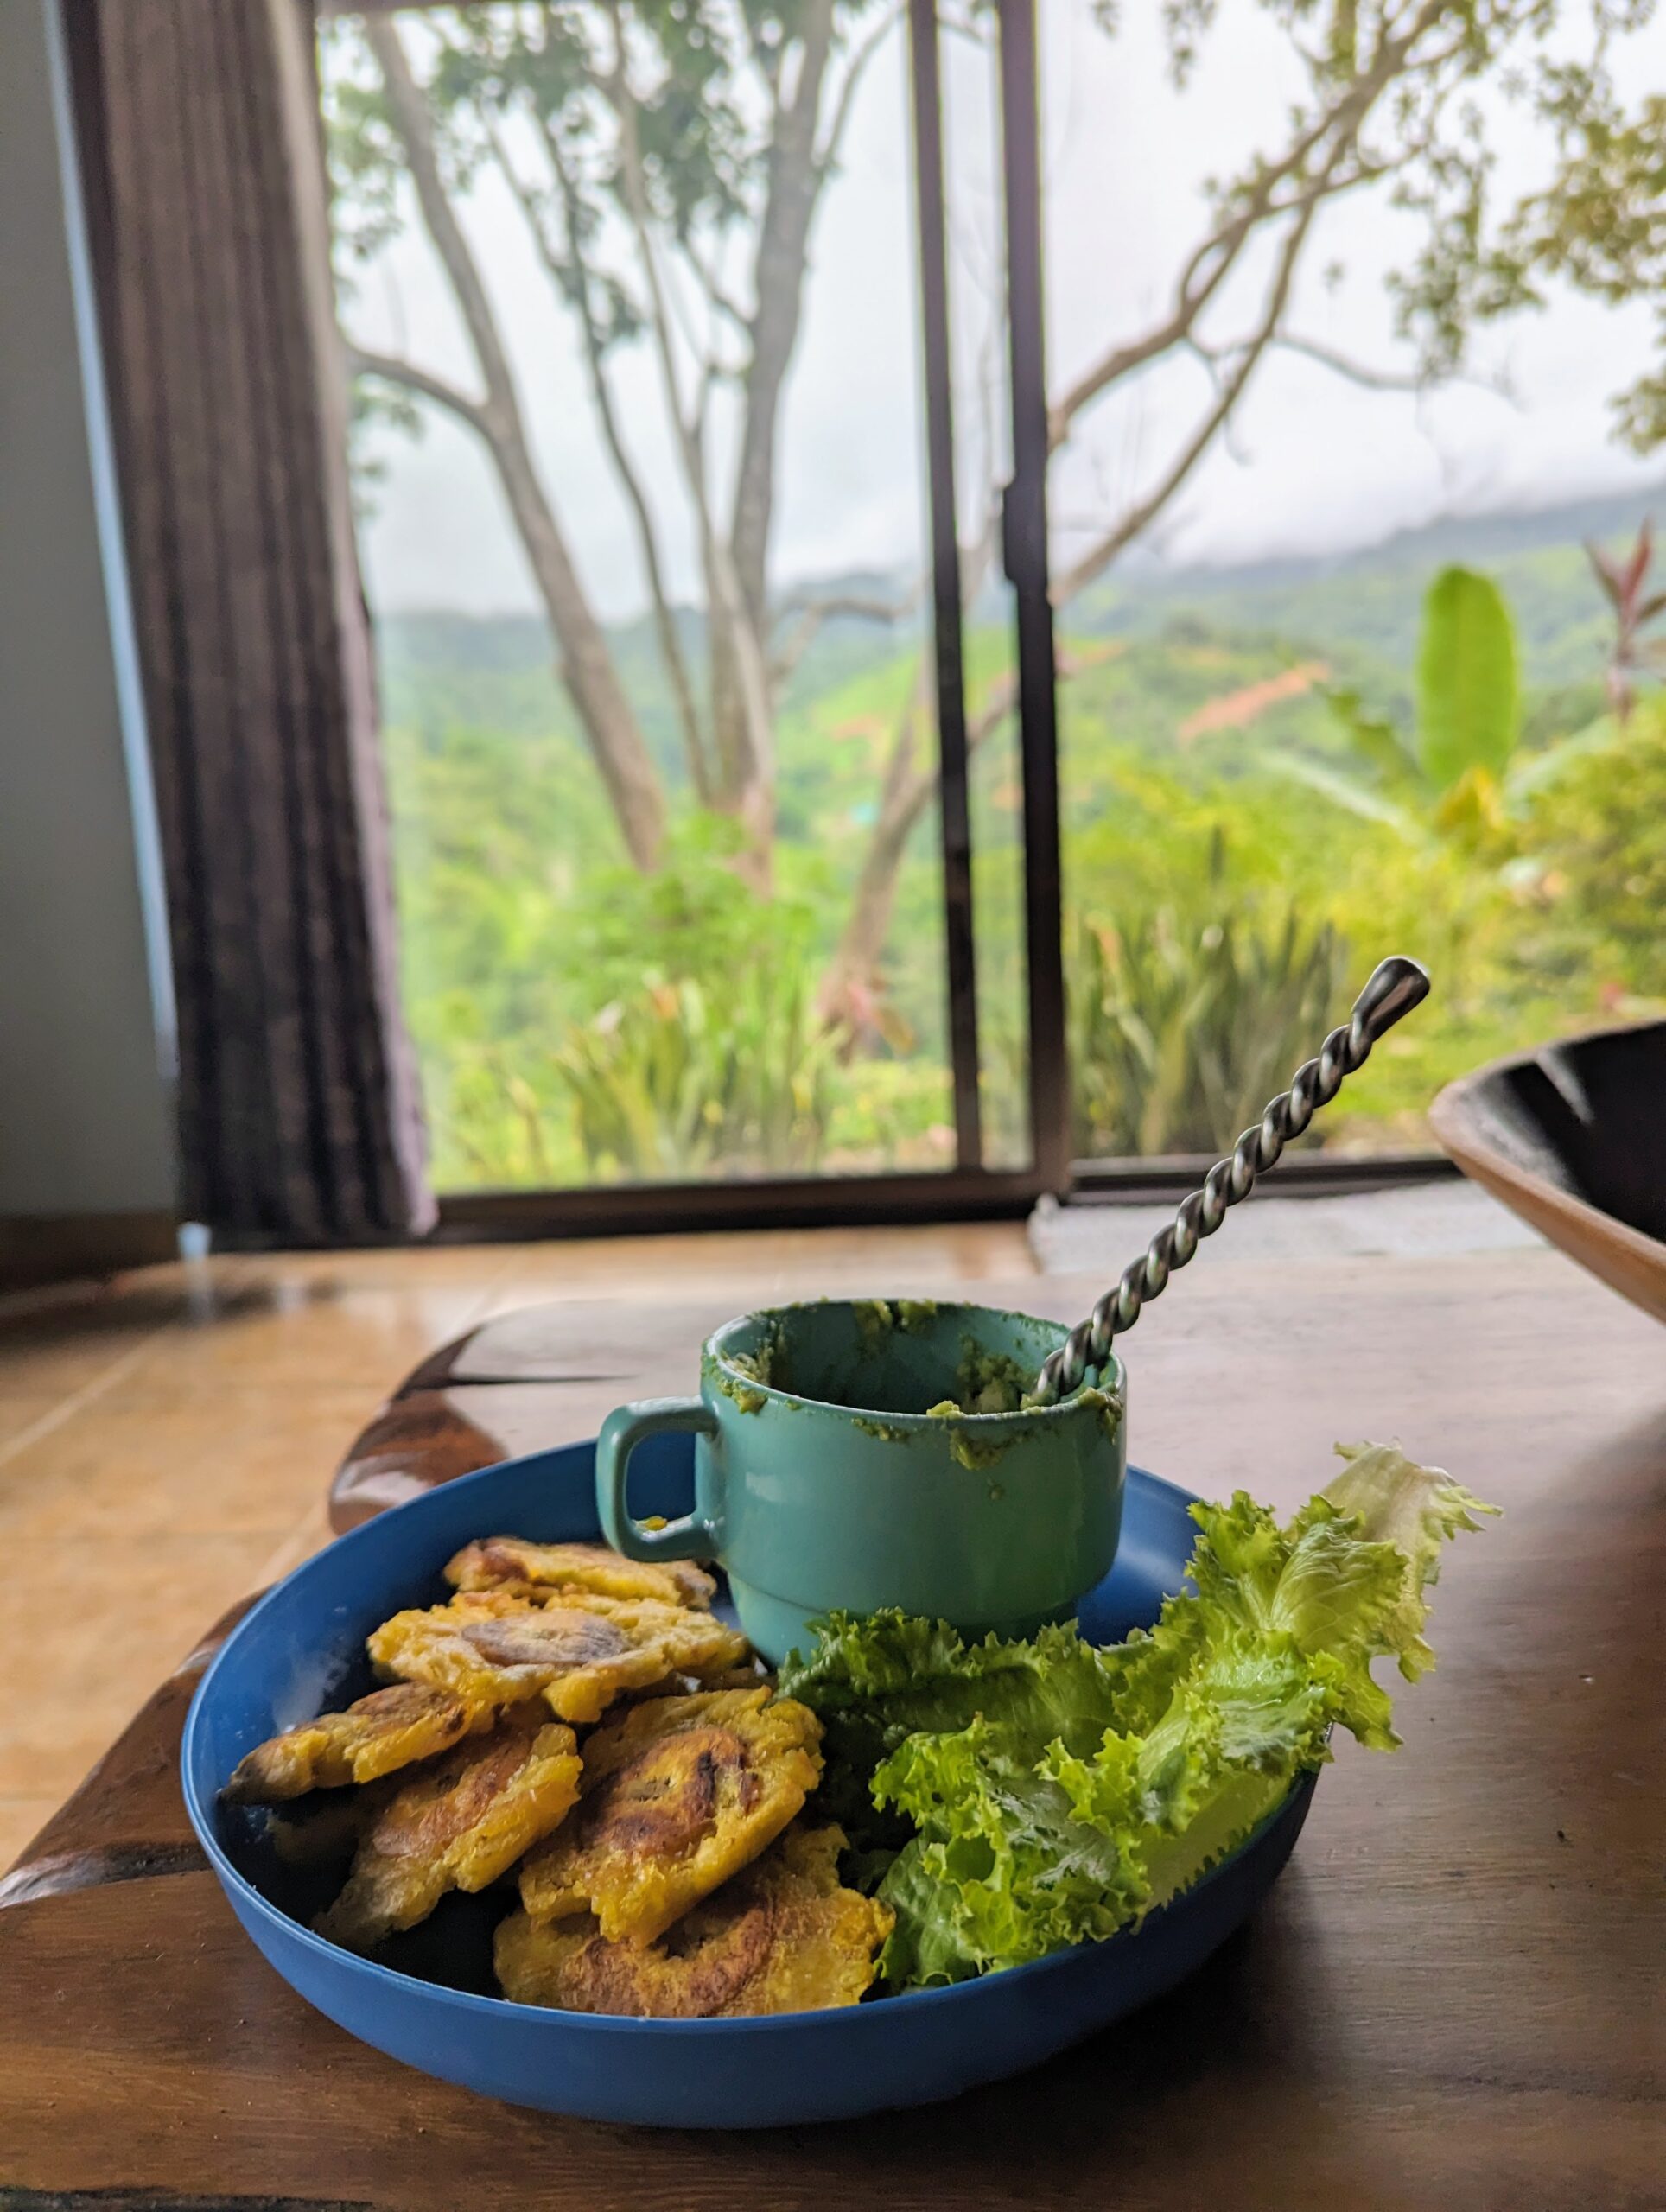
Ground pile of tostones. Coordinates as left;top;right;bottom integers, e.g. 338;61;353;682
221;1537;892;2017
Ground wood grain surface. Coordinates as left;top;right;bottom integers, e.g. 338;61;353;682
3;1249;1662;2210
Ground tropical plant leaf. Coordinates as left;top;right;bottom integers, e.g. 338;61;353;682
549;961;838;1179
1322;687;1420;786
1415;566;1521;791
1621;517;1654;604
1431;763;1508;849
1068;861;1351;1159
1503;714;1624;802
1585;538;1625;608
1265;755;1428;844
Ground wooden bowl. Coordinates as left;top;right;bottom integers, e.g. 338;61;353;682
1429;1019;1666;1325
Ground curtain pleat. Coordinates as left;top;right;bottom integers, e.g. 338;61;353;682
84;0;432;1238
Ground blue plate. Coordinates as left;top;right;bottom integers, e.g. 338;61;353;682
182;1439;1314;2128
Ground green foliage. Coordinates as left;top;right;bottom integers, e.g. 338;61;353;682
1069;495;1650;696
1069;833;1351;1158
1585;522;1666;719
1415;566;1521;790
375;514;1664;1190
552;966;836;1180
320;3;1666;1198
784;1445;1494;1988
321;58;404;270
1277;566;1555;850
1389;41;1663;446
1434;87;1666;453
388;771;849;1181
1519;696;1666;999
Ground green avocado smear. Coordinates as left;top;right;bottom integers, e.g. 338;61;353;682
919;1343;1038;1461
711;1342;774;1414
953;1342;1030;1414
779;1442;1495;1993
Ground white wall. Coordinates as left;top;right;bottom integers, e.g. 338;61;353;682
0;0;176;1223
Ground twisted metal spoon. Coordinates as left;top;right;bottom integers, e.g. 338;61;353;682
1029;955;1431;1406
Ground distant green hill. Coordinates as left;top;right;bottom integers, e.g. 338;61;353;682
1074;483;1664;692
372;480;1661;776
377;588;927;783
1097;482;1664;600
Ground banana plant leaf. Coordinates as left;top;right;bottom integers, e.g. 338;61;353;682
1416;566;1520;792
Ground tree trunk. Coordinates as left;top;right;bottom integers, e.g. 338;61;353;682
819;664;934;1023
825;15;1438;998
366;19;665;871
484;404;668;868
538;118;714;804
699;537;777;887
823;660;1022;1027
732;0;836;630
708;0;837;808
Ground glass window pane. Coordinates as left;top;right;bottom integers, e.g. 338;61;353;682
320;2;959;1189
938;3;1029;1169
1042;0;1666;1163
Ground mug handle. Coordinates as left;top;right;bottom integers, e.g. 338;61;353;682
595;1398;722;1562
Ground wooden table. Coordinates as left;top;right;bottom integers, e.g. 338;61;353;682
3;1249;1662;2209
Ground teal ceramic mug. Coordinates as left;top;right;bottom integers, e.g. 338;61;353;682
595;1299;1126;1664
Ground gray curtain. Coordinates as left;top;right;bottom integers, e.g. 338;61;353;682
75;0;433;1239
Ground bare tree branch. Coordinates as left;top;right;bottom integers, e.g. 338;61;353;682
606;0;777;843
605;45;707;467
768;592;907;696
824;608;1177;1015
1047;0;1448;448
1053;173;1331;607
820;643;1026;1021
1043;0;1472;602
964;669;1018;754
774;590;913;627
1270;331;1431;390
363;16;665;869
1048;162;1379;447
817;654;931;1022
1271;330;1518;404
498;109;715;803
728;0;836;627
814;1;904;170
681;234;751;337
347;345;488;434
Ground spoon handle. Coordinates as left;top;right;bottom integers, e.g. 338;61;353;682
1030;955;1431;1406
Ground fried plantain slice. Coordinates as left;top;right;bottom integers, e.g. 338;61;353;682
267;1777;402;1867
517;1688;822;1946
268;1706;546;1867
444;1536;715;1612
315;1719;582;1955
496;1823;893;2017
368;1591;748;1726
690;1658;774;1693
221;1681;493;1805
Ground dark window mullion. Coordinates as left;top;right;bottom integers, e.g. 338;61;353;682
908;0;982;1173
995;0;1070;1192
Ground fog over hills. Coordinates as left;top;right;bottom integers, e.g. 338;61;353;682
1087;483;1666;607
372;477;1664;774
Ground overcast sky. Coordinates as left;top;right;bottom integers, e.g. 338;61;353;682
341;1;1666;620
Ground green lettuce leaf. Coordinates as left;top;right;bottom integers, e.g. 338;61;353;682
873;1718;1149;1979
867;1840;985;1987
781;1611;1129;1751
779;1611;1132;1852
1323;1440;1498;1681
788;1441;1494;1988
